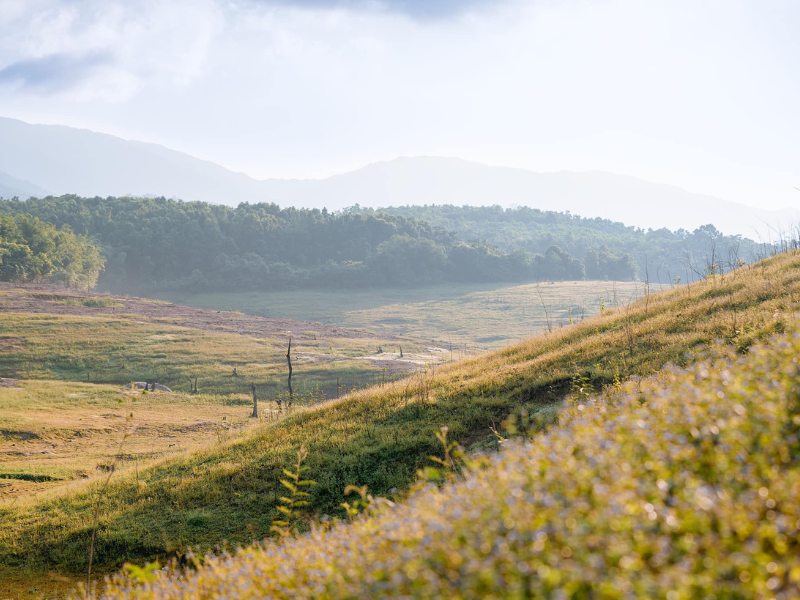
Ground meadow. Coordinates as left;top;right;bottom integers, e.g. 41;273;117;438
156;280;655;349
0;286;435;399
0;286;435;596
1;251;798;596
0;381;252;499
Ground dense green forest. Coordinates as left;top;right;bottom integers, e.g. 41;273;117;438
0;196;610;292
0;212;104;287
364;205;764;284
0;196;762;292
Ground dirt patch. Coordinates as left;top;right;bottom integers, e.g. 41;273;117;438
122;382;173;392
0;282;395;343
0;338;26;353
476;335;508;343
293;351;439;374
0;378;20;388
0;472;60;482
0;430;40;441
294;352;338;363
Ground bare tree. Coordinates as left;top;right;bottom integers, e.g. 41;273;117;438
286;338;294;409
250;384;258;418
535;284;553;333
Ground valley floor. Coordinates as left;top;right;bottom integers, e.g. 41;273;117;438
154;279;656;350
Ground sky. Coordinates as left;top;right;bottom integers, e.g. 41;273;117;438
0;0;798;209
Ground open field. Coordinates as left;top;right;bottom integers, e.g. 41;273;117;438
0;284;446;596
156;280;658;349
2;252;797;596
0;284;439;401
0;380;257;499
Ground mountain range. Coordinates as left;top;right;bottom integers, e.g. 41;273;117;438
0;116;796;237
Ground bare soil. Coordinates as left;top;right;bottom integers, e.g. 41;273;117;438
0;283;396;343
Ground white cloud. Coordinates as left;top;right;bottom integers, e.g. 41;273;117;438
0;0;221;99
0;0;798;208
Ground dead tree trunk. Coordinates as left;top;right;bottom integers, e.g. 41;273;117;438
250;384;258;418
286;338;294;409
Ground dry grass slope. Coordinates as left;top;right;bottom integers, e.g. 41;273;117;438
94;323;800;598
2;251;799;591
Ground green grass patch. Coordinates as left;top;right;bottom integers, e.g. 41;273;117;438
53;297;123;308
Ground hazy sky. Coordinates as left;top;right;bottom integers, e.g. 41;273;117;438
0;0;798;209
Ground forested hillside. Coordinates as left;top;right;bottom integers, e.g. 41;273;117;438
0;213;104;287
0;196;766;293
368;205;766;284
0;196;597;292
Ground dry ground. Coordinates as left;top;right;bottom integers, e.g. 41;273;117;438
0;380;257;499
0;283;388;343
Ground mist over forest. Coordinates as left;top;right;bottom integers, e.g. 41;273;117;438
0;195;765;292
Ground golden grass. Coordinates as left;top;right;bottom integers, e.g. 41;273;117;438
0;380;256;499
2;252;799;593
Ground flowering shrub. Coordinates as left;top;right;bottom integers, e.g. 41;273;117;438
93;329;800;599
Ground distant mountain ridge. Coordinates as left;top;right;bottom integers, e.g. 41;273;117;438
0;168;49;200
0;116;796;236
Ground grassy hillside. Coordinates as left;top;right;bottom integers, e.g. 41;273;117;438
156;280;653;349
2;251;799;593
94;323;800;598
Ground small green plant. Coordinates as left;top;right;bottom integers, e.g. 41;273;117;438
417;426;470;484
611;368;622;391
123;561;161;584
569;365;595;401
340;485;394;521
82;297;122;308
271;445;315;538
59;297;121;308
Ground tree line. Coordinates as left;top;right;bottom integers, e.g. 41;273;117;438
0;195;756;292
364;204;762;284
0;212;104;288
0;196;636;292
